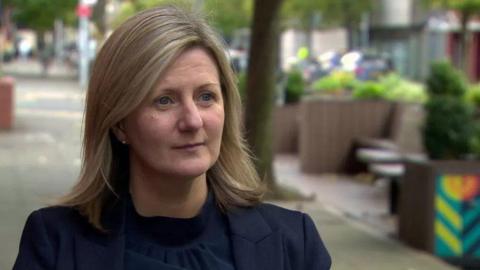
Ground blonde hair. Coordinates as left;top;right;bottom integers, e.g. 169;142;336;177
58;5;264;230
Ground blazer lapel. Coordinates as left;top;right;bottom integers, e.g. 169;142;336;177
227;207;285;270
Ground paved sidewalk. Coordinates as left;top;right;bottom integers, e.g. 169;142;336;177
3;58;77;79
0;61;459;269
274;155;458;270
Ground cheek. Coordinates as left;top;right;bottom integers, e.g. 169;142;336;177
206;108;225;136
126;113;170;143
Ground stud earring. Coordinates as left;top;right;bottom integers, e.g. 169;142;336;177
121;140;127;145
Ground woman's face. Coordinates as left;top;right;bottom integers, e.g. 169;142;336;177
117;47;225;180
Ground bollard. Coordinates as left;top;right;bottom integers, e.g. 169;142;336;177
0;76;15;129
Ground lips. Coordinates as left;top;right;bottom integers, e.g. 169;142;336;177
173;142;205;149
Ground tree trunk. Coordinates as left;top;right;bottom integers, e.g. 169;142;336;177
459;12;471;79
92;0;107;38
346;25;354;51
245;0;284;195
345;20;358;50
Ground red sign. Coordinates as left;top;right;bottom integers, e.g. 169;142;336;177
76;4;92;18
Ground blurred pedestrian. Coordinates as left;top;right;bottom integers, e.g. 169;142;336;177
13;5;331;270
38;43;53;77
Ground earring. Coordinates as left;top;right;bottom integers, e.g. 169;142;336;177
121;140;127;145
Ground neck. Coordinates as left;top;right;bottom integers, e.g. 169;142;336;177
129;166;208;218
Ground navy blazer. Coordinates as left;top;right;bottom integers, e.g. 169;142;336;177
13;201;331;270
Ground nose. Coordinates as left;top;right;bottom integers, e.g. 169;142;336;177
178;101;203;131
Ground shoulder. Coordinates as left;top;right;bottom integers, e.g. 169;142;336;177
254;202;306;231
14;206;88;269
25;206;90;237
257;203;332;269
228;202;316;239
32;206;83;224
228;203;331;269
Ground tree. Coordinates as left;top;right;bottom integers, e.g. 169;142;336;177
203;0;252;42
7;0;76;32
6;0;76;53
281;0;323;51
244;0;284;197
112;0;251;42
112;0;193;28
320;0;373;50
426;0;480;74
92;0;107;38
282;0;373;50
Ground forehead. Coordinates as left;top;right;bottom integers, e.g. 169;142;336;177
158;47;221;87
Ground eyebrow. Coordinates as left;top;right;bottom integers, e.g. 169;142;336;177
156;82;221;93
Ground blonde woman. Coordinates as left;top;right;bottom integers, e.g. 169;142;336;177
13;5;331;270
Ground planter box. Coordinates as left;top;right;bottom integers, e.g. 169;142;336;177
0;76;15;129
298;98;396;174
399;160;480;268
273;104;299;154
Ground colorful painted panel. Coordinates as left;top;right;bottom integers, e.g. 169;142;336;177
435;174;480;258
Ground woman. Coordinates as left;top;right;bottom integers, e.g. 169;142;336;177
13;5;331;270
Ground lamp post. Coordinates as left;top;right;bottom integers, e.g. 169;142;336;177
77;0;96;88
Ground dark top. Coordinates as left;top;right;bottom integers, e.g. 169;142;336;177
13;196;331;270
124;193;235;270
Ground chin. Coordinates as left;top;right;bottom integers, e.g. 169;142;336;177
169;163;212;179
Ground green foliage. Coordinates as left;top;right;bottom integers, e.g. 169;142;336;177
282;0;373;29
312;75;341;93
7;0;77;31
467;84;480;157
352;81;386;100
284;69;304;103
467;84;480;107
112;0;193;28
423;61;476;159
319;0;373;28
204;0;252;39
281;0;323;29
426;0;480;14
471;124;480;157
312;71;356;93
312;72;427;102
426;61;467;97
380;73;428;103
423;96;474;159
112;0;251;39
237;72;247;101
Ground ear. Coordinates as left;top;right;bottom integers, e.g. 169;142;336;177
112;121;128;144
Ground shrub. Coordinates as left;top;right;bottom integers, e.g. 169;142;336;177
423;61;475;159
352;80;386;100
312;71;357;94
237;72;247;101
380;73;427;103
466;84;480;108
471;124;480;158
423;97;474;159
284;69;304;103
426;61;466;97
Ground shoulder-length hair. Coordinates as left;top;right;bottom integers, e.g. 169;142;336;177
58;5;264;230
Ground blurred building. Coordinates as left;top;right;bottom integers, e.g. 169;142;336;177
369;0;433;80
280;28;347;71
370;0;480;82
441;12;480;82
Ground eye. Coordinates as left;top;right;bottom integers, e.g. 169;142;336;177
199;92;214;102
154;96;174;107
